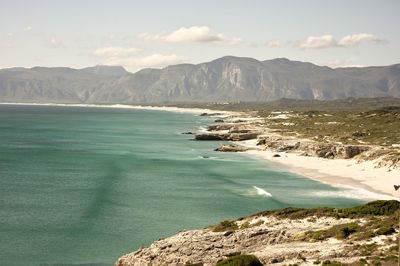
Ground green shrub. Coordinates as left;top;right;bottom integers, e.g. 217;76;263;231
215;255;263;266
375;225;395;235
337;223;360;239
340;200;400;217
304;222;360;241
212;220;238;232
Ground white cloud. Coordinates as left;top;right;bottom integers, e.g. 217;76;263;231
250;40;282;48
139;26;241;45
24;26;32;32
299;34;337;49
49;37;66;48
128;54;186;68
93;46;140;57
101;53;187;72
299;33;384;49
338;33;383;46
326;57;363;68
266;40;281;48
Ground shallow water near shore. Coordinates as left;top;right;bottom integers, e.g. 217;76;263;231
0;105;365;265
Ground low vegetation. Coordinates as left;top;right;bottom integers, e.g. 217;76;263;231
255;200;400;219
212;220;239;232
208;201;400;265
169;97;400;147
264;106;400;146
302;222;361;241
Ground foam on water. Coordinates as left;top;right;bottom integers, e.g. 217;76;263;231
253;186;273;197
311;187;397;201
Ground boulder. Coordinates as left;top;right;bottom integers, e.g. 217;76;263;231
227;132;259;141
337;145;369;159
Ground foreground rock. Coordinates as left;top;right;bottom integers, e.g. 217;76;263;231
115;201;399;266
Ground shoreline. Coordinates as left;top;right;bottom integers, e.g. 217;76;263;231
195;112;400;200
3;102;398;199
242;147;398;200
0;102;235;115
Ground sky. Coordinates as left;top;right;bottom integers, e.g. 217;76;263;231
1;0;399;72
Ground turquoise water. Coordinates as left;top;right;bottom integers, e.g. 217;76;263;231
0;105;364;266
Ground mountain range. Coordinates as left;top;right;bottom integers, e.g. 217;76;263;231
0;56;399;103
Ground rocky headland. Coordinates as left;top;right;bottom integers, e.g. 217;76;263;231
194;111;400;170
115;201;399;266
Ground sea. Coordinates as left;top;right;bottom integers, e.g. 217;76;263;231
0;104;368;265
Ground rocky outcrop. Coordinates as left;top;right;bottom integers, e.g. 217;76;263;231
256;136;370;160
196;113;399;168
115;216;351;266
195;133;227;141
214;144;249;152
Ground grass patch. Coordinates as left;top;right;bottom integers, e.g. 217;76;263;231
212;220;239;232
302;223;360;241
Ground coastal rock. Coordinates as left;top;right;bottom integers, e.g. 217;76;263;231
207;124;235;131
214;144;249;152
195;133;227;140
200;113;223;117
195;132;259;141
227;132;259;141
336;145;369;159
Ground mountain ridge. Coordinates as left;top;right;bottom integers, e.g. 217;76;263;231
0;56;399;103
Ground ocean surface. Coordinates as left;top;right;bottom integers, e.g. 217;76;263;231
0;105;366;266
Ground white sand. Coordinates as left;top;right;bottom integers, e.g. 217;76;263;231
0;102;234;115
242;143;399;199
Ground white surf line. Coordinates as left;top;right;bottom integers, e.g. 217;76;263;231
0;102;234;115
253;186;272;197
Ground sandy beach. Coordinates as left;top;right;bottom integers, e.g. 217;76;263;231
242;140;399;199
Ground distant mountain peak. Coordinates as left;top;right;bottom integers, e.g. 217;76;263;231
81;65;128;77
